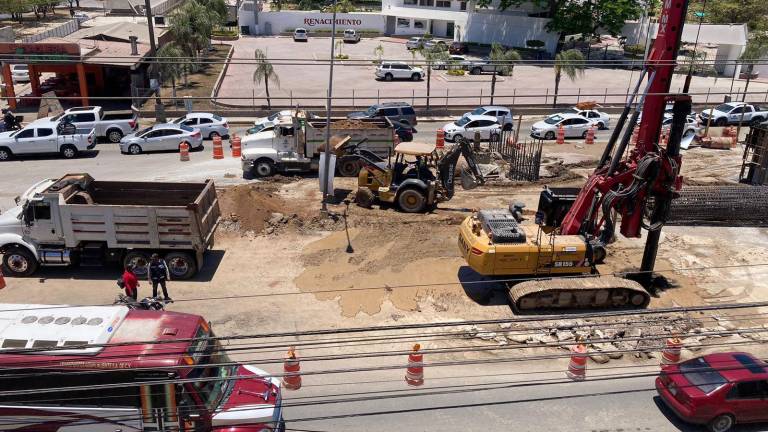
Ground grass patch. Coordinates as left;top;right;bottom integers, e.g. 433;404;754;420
335;54;350;60
160;44;231;111
446;69;466;76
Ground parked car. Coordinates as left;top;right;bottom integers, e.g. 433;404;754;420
462;57;499;75
293;28;308;42
531;113;596;140
449;41;469;55
463;106;514;130
10;64;29;83
120;124;202;155
555;107;611;130
656;352;768;432
49;106;139;143
406;37;425;50
443;114;502;142
375;61;424;81
348;102;418;126
0;119;95;161
343;28;360;43
661;113;699;137
392;120;416;142
423;39;448;51
698;102;768;126
171;112;229;139
435;55;467;70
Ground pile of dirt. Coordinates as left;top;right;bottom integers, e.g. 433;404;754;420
218;184;289;234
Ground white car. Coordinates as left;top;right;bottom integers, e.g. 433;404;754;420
375;62;424;81
531;113;596;140
293;28;308;42
120;124;202;155
343;29;360;43
406;37;425;50
443;114;502;142
254;110;293;127
172;112;229;139
434;55;466;70
554;107;611;130
10;64;29;83
463;106;514;130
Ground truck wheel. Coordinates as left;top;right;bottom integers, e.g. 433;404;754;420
0;147;12;161
165;252;197;280
253;159;275;177
124;251;150;278
715;118;727;127
60;145;78;159
2;246;38;277
355;188;375;208
338;159;360;177
128;144;142;155
107;129;123;143
397;188;427;213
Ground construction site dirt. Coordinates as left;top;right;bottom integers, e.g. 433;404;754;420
1;141;767;368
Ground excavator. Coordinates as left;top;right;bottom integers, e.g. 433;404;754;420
458;0;693;310
348;137;485;213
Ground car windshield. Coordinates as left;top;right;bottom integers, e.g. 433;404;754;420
365;106;378;116
180;125;194;132
715;103;735;112
679;358;728;394
136;126;153;136
171;116;185;124
545;115;563;125
470;108;486;115
296;29;306;33
188;330;237;410
565;108;580;114
455;116;471;127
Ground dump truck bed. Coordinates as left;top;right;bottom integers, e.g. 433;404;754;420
305;118;395;158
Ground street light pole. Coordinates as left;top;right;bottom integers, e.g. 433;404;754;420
321;0;338;214
143;0;165;121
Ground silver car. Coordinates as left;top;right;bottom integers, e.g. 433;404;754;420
406;37;425;50
172;112;229;139
120;124;203;155
293;28;308;42
531;113;596;140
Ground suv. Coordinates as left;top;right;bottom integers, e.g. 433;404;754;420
406;37;425;50
293;28;308;41
343;29;360;43
347;102;418;126
375;61;424;81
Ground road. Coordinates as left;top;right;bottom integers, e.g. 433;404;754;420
279;361;765;432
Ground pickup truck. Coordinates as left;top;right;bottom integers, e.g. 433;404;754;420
49;106;139;143
0;173;220;279
698;102;768;127
0;119;95;161
462;57;499;75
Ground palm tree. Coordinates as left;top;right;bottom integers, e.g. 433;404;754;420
157;43;188;102
739;37;768;103
253;49;280;110
420;46;449;111
553;49;585;107
489;43;521;105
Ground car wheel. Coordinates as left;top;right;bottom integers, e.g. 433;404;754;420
123;251;150;278
164;251;197;280
452;134;463;143
397;188;427;213
209;131;220;140
128;144;142;155
411;73;420;81
707;414;735;432
471;67;481;75
0;147;12;161
385;73;393;81
107;129;123;143
597;122;606;130
2;246;38;277
715;118;727;127
254;158;276;177
581;130;588;139
544;131;556;140
60;145;78;159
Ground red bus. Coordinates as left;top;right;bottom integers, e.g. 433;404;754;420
0;304;283;431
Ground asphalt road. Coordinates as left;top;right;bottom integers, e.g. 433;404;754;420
281;362;766;432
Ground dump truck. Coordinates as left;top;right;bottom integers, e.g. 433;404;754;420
0;174;220;279
241;113;397;177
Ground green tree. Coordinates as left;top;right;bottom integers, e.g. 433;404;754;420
169;0;223;59
489;43;521;105
739;36;768;102
253;49;280;109
325;0;354;12
699;0;767;31
553;49;585;107
157;43;188;100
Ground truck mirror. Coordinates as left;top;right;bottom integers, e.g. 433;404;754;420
13;195;20;205
23;204;34;225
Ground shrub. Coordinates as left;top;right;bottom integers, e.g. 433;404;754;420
335;54;350;60
624;44;645;56
447;69;465;76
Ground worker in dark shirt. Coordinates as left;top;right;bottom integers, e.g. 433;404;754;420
148;253;172;302
121;265;139;301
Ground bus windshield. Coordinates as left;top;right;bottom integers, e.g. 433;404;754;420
188;330;237;410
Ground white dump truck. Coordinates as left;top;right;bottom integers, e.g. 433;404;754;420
240;114;397;177
0;174;220;279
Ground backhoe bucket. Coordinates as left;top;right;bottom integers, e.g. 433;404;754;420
460;169;479;190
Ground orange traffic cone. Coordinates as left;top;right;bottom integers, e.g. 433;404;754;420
585;126;595;145
556;124;565;145
436;129;445;149
0;269;5;290
282;347;302;390
405;344;424;386
179;141;190;162
212;136;224;159
661;337;682;365
231;135;242;158
566;343;587;381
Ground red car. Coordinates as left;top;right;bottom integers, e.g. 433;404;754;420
656;352;768;432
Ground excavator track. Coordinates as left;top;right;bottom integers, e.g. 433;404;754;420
508;276;651;311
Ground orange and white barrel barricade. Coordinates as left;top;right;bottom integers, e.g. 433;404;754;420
556;124;565;145
436;129;445;149
282;346;302;390
405;344;424;387
661;337;683;365
231;135;242;158
179;141;190;162
585;126;595;145
212;136;224;159
566;343;587;381
0;269;5;290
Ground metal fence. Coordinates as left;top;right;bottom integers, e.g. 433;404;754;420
22;19;79;43
488;129;543;182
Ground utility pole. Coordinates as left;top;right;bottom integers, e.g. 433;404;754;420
321;0;338;214
143;0;166;121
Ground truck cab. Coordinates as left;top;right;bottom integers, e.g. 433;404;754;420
241;120;308;177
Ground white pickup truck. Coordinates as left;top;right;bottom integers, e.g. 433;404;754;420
0;120;95;161
49;106;138;143
698;102;768;126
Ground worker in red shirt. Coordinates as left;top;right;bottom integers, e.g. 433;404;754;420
121;265;140;301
